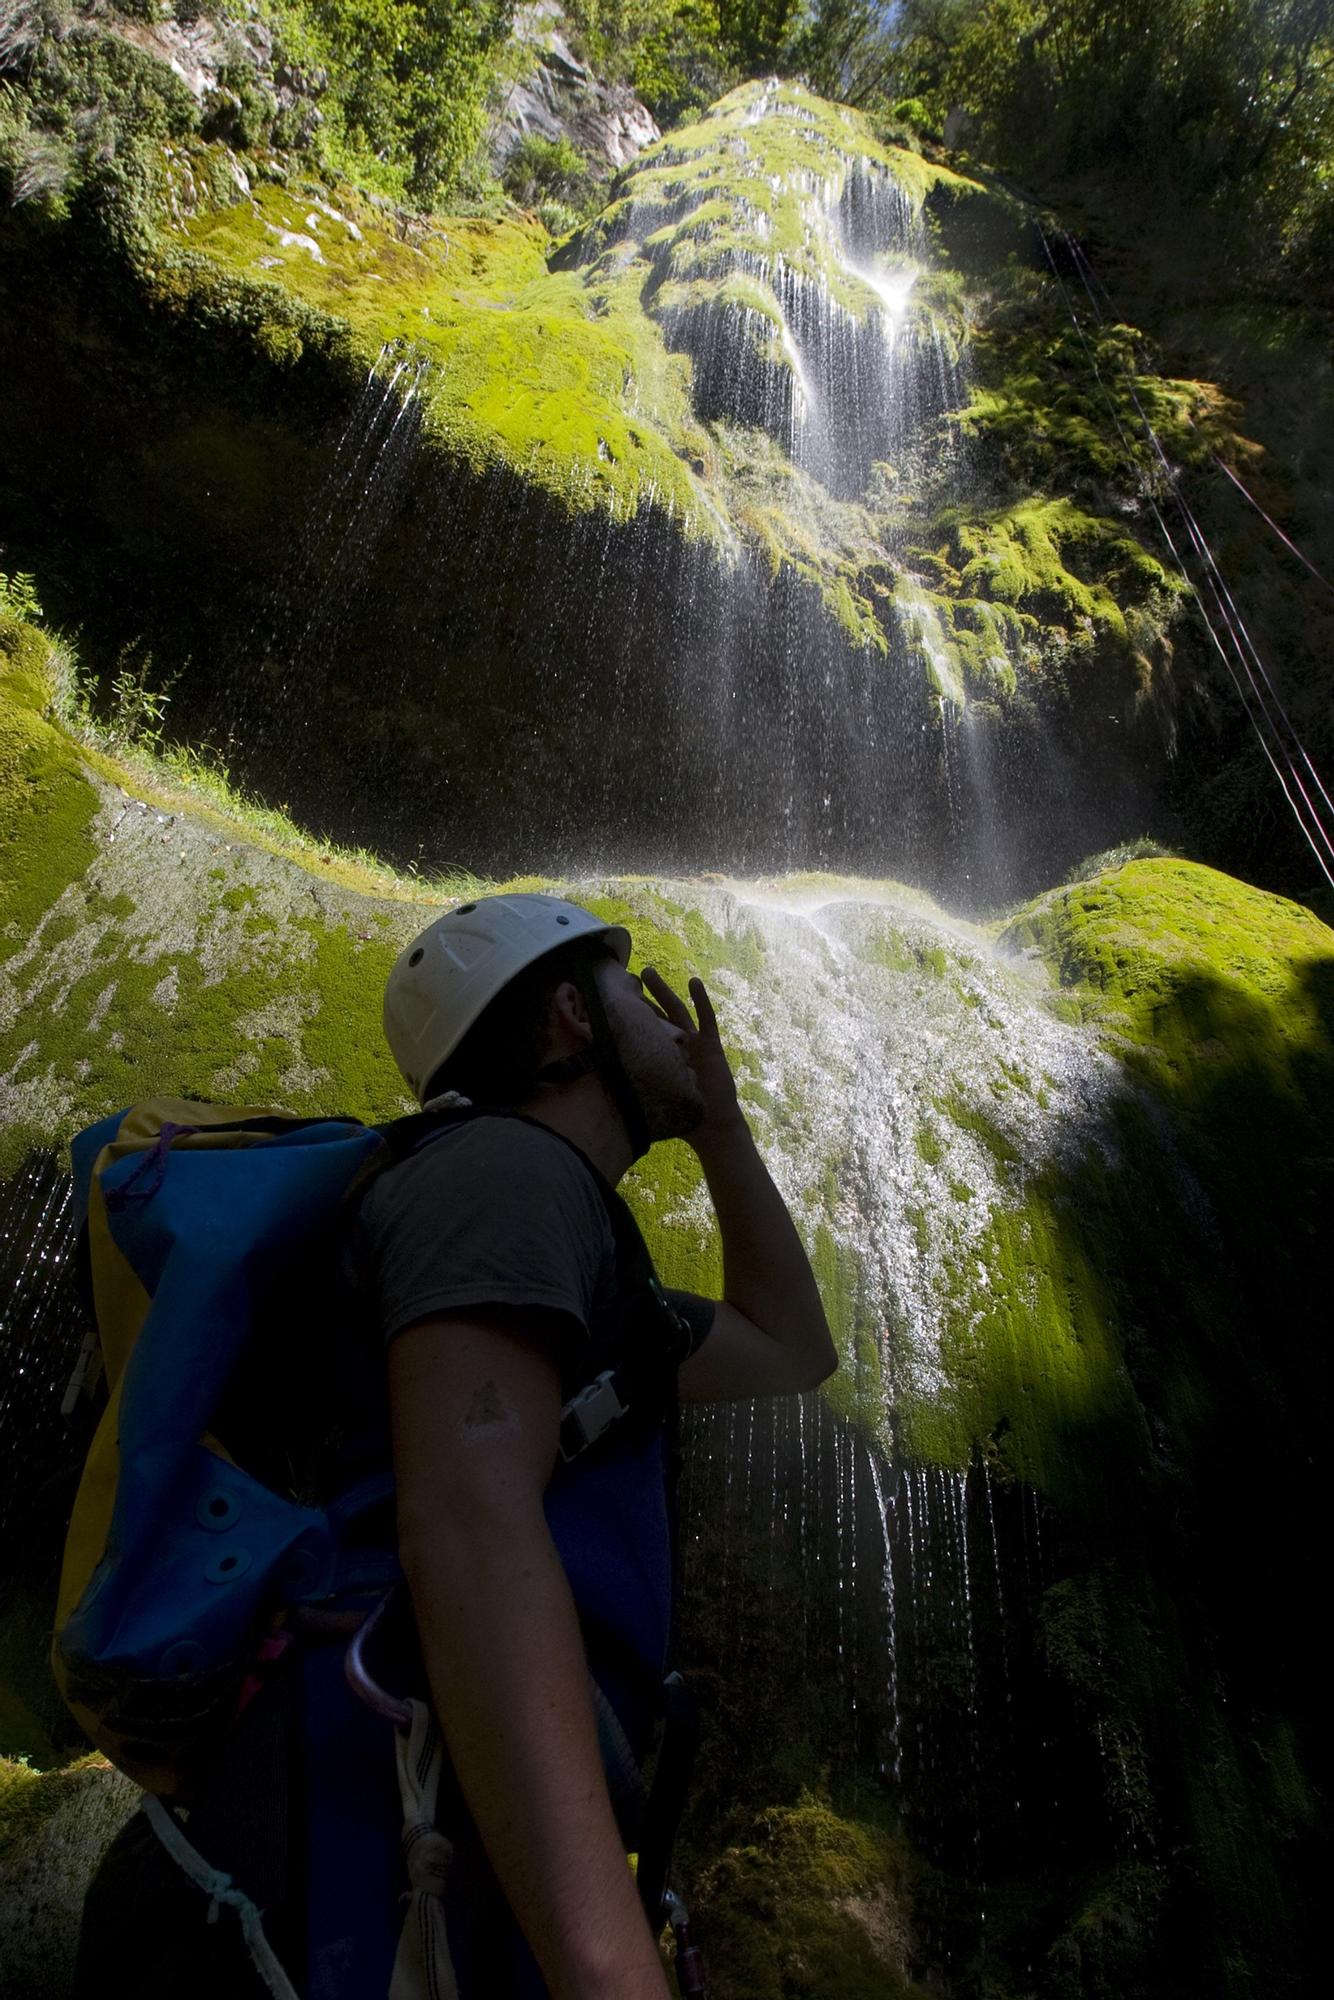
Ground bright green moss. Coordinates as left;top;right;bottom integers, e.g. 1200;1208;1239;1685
936;1090;1019;1166
694;1797;924;2000
940;497;1177;638
914;1123;944;1167
169;182;710;524
0;618;100;974
0;1754;47;1850
810;1223;885;1430
960;290;1242;494
896;1148;1138;1493
0;655;438;1173
897;857;1334;1497
1000;858;1334;1090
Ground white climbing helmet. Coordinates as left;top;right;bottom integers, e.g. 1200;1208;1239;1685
383;893;631;1102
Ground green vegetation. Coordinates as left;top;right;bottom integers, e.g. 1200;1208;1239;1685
1001;857;1334;1088
692;1797;924;2000
2;20;1239;706
255;0;515;205
894;1;1334;297
887;855;1334;1508
0;613;101;1000
168;176;710;519
501;132;601;233
0;0;515;217
0;11;197;221
595;79;978;300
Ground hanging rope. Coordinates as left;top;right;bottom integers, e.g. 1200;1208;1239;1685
1060;231;1334;868
1032;221;1334;891
142;1794;301;2000
1208;451;1334;602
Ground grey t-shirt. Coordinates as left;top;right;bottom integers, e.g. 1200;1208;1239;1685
351;1114;713;1381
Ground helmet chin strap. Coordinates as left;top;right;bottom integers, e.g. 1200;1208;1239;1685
533;967;652;1164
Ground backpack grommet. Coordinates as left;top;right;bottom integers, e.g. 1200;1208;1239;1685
204;1547;253;1584
196;1489;242;1532
160;1640;208;1680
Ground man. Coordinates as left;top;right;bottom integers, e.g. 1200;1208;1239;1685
372;891;837;1998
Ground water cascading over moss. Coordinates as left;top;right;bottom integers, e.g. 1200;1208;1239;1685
3;16;1332;1995
1;47;1230;898
2;586;1331;1993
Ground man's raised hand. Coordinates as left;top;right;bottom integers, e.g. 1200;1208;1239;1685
641;966;743;1146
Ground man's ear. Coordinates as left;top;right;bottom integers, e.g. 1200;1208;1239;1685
548;979;594;1052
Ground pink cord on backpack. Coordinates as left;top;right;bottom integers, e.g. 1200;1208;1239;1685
233;1630;294;1723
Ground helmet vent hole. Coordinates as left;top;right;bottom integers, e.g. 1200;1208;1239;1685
557;915;570;925
408;947;424;966
456;902;476;915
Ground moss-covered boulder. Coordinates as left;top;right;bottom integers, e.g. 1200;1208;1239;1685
0;1755;138;2000
689;1798;924;2000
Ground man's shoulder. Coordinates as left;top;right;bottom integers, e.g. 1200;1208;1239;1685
351;1111;619;1341
363;1112;607;1230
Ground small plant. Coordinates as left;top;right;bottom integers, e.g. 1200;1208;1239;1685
537;197;581;239
0;569;43;621
1063;837;1178;883
502;134;597;214
107;644;177;750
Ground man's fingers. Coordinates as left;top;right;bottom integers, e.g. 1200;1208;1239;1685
688;976;720;1040
642;965;694;1031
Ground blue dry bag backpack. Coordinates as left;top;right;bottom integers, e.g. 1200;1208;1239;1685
52;1096;414;1793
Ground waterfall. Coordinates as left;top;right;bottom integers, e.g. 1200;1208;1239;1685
2;65;1329;2000
189;81;1133;905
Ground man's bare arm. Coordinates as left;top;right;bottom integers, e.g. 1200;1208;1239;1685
389;1310;671;2000
642;970;837;1402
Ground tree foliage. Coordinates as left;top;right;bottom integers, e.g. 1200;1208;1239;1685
565;0;816;120
265;0;516;204
893;1;1334;279
788;1;899;106
563;2;729;121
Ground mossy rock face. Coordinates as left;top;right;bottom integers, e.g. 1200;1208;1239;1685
1000;855;1334;1086
582;80;980;475
167;172;710;528
690;1798;923;2000
2;49;1221;897
0;1755;139;2000
0;618;1153;1471
8;619;1333;1493
0;672;1331;1996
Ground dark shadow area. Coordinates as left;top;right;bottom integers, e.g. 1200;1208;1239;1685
0;1151;96;1765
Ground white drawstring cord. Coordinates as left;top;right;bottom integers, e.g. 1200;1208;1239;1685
142;1793;300;2000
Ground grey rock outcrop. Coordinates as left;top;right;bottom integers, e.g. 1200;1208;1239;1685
491;1;659;176
106;6;323;139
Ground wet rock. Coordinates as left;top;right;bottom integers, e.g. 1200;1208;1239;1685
491;1;659;177
0;1757;139;2000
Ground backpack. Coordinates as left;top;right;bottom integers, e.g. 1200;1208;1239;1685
52;1094;691;1796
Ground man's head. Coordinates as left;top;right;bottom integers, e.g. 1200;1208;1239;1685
383;894;703;1151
